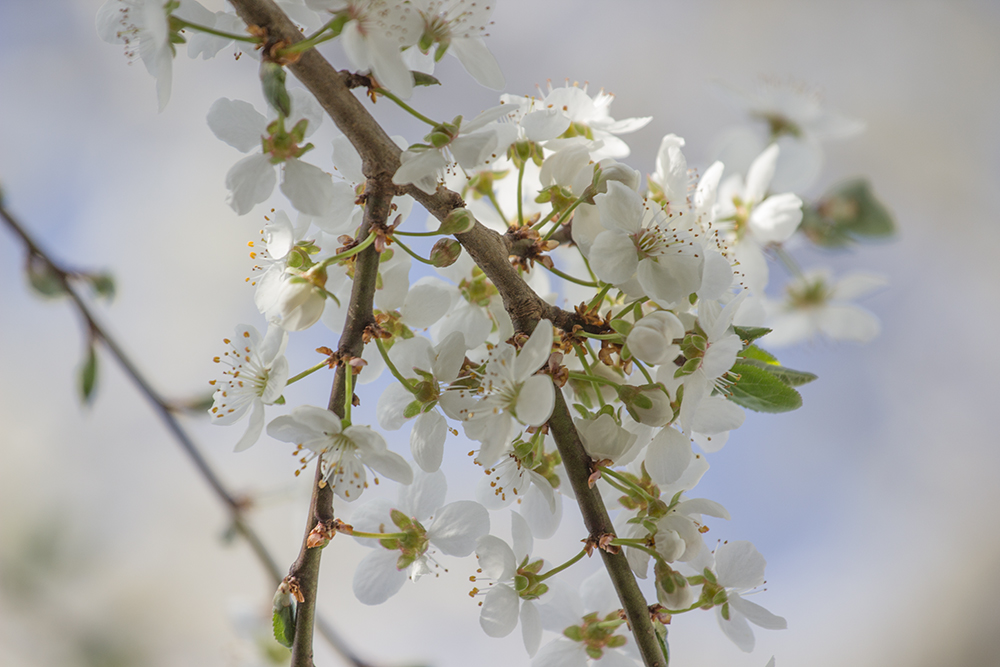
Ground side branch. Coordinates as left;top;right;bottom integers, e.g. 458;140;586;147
285;176;392;667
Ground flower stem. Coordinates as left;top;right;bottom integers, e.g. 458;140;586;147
343;360;354;425
287;360;330;385
375;88;438;126
487;190;508;224
538;546;589;581
391;235;435;265
174;18;260;43
375;338;419;395
393;230;442;237
772;243;805;279
541;198;584;242
567;370;621;389
318;230;377;268
349;530;408;540
516;160;525;227
632;357;654;385
587;283;613;311
572;347;608;409
540;262;600;287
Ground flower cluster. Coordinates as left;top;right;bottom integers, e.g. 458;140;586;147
101;2;893;664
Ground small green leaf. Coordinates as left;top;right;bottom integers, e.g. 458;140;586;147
272;605;295;648
403;399;422;419
737;358;818;387
609;318;633;336
733;326;772;344
25;255;65;298
726;363;803;413
79;343;98;405
801;178;896;247
739;344;779;364
87;273;116;301
260;61;291;118
412;71;441;87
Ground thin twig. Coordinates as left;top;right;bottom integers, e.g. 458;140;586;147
0;202;369;667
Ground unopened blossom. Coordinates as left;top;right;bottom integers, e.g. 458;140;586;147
351;467;489;604
209;324;289;451
575;413;638;464
764;270;886;346
266;405;412;500
626;310;684;366
206;90;334;216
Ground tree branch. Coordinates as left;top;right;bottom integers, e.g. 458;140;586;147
225;2;663;664
0;202;369;667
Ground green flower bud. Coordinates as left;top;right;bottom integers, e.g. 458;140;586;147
437;207;476;234
429;238;462;267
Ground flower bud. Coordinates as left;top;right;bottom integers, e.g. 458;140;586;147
260;61;291;118
437;207;476;234
627;311;684;366
429;238;462;267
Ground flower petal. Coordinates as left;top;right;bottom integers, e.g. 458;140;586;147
480;584;520;637
352;548;408;605
428;500;490;556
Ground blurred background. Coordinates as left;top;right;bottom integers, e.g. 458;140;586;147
2;1;999;665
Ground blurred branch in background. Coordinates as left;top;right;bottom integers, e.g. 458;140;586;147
0;196;372;667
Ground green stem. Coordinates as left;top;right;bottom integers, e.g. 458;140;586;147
772;244;804;279
538;546;589;581
391;236;435;265
587;283;613;311
287;360;329;385
280;15;343;54
349;530;408;540
600;474;634;496
516;160;525;227
573;346;607;409
375;88;438;126
174;18;259;43
632;357;654;385
540;263;600;287
487;190;508;224
542;198;584;242
393;230;442;237
610;540;666;567
567;370;621;389
343;358;354;425
375;338;419;395
575;331;622;341
599;467;657;504
318;230;376;268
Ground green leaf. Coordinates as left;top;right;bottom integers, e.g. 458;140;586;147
801;178;896;247
25;255;65;298
733;326;772;344
737;358;818;387
87;272;116;301
739;344;779;364
272;605;295;648
413;71;441;87
726;363;803;412
259;61;291;118
79;344;98;405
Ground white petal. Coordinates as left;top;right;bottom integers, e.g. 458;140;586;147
818;304;880;342
361;447;414;485
514;320;554;381
676;497;731;520
480;585;520;637
514;375;555;427
449;36;505;90
520;601;543;656
376;382;415;431
730;593;787;630
589;231;639;285
519;484;562;540
510;510;534;563
716;541;767;590
749;193;803;245
411;411;447;472
401;281;452;329
352;548;408;605
428;501;490;556
207;98;266;152
595;181;644;234
476;535;517;581
281;158;334;216
399;468;447;521
368;34;413;98
717;606;756;652
745;144;779;205
532;639;587;667
644;427;692;486
637;254;704;306
521;109;572;142
831;272;888;300
225;154;276;215
232;399;265;452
